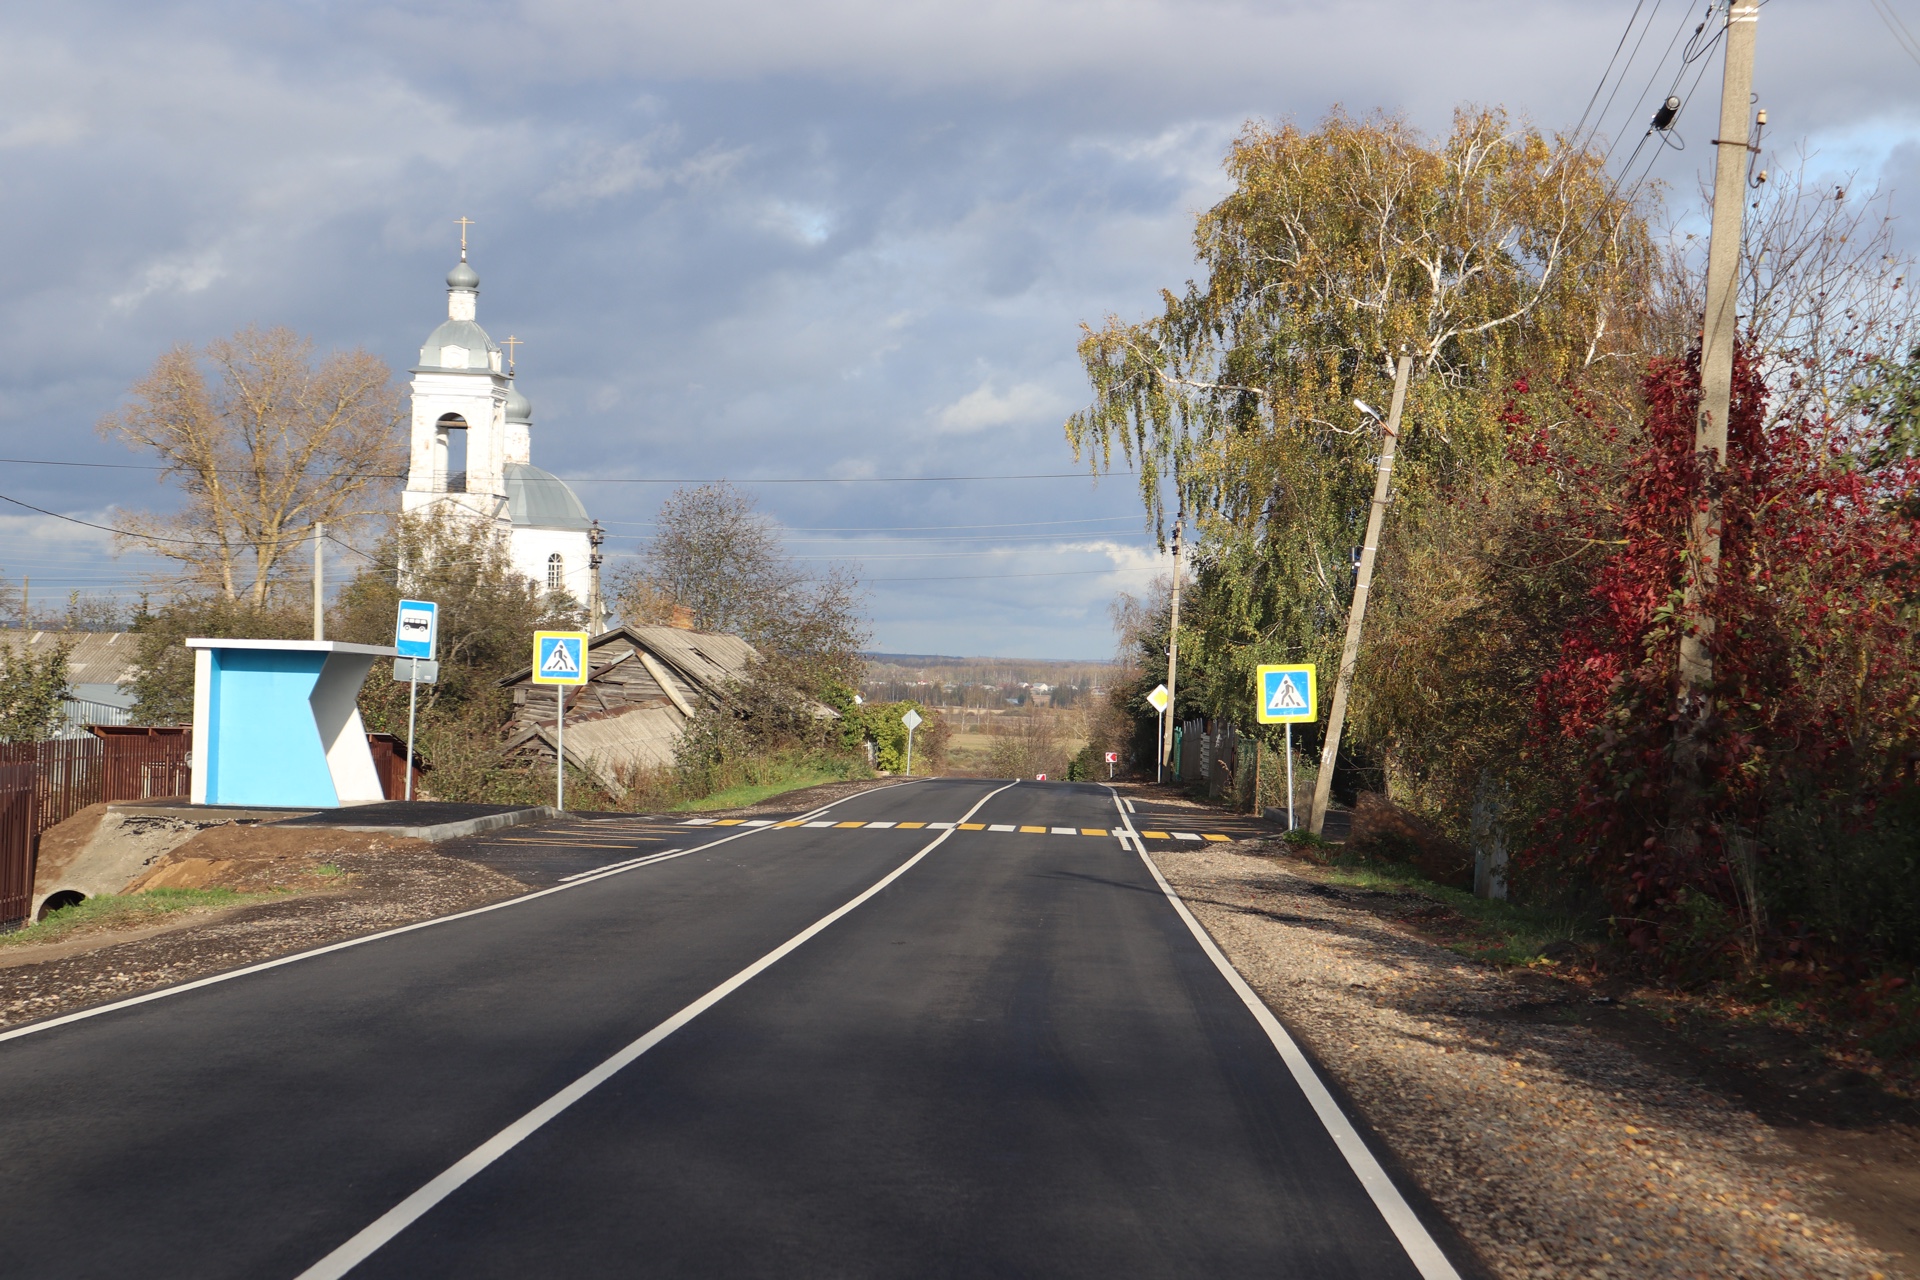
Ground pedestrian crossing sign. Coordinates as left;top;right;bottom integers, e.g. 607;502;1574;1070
531;631;590;686
1255;664;1316;724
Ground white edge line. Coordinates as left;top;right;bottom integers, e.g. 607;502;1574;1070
293;779;1021;1280
1104;788;1462;1280
0;781;932;1048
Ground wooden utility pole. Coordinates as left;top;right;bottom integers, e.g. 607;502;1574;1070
1162;506;1184;776
312;523;325;641
1310;355;1412;836
1679;0;1760;698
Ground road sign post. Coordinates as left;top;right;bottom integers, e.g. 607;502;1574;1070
901;708;923;777
1255;665;1317;831
1146;684;1171;783
394;600;439;802
1104;750;1118;780
531;630;590;810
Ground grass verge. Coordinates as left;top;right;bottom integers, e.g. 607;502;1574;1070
672;758;871;812
1299;853;1601;965
0;887;285;949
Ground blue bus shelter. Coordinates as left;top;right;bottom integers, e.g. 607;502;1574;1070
187;638;400;808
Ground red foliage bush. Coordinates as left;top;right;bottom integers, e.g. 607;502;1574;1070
1517;349;1920;962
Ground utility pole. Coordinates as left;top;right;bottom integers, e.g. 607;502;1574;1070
312;523;325;641
1310;355;1412;836
1162;506;1184;777
587;519;606;634
1679;0;1760;699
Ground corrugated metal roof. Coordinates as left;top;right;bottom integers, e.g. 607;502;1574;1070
0;630;138;686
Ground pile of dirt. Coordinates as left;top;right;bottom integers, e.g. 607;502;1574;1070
125;826;429;894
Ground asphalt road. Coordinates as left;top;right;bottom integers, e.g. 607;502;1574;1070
0;778;1461;1279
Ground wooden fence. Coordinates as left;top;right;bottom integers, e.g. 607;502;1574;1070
0;733;191;929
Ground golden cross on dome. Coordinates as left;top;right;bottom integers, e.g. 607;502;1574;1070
502;334;522;374
455;216;475;258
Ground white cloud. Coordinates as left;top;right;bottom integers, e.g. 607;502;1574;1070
0;111;87;149
935;381;1068;433
539;132;749;208
109;250;227;313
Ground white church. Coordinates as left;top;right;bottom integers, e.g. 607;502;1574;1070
401;248;603;625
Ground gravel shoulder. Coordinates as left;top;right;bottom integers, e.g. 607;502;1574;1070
1154;842;1909;1280
0;836;527;1034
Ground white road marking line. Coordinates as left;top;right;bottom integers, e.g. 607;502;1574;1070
987;823;1015;832
681;818;717;825
0;781;938;1046
1050;826;1076;835
803;820;835;828
1173;832;1201;841
928;822;954;830
293;780;1022;1280
864;821;896;829
556;850;685;882
1103;788;1462;1280
742;820;775;827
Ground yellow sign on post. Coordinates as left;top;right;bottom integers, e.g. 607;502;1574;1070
531;631;591;811
1255;663;1316;832
1255;664;1316;723
531;632;590;686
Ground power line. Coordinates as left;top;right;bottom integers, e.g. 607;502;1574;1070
868;566;1158;583
0;492;242;548
0;456;1124;486
1575;0;1665;151
1868;0;1920;69
596;515;1144;533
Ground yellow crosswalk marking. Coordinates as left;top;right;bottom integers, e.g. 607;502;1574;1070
834;821;865;828
1018;825;1045;833
959;823;985;830
1204;834;1232;842
712;819;744;826
897;822;926;828
1081;828;1108;836
1141;830;1170;839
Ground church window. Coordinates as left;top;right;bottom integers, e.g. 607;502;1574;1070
547;554;564;591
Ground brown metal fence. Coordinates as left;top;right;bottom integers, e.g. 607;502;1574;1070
0;733;191;929
0;760;35;929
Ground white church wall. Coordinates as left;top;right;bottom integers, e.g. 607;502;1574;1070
510;526;594;601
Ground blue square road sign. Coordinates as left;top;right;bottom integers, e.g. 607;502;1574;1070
532;631;590;686
1255;664;1317;724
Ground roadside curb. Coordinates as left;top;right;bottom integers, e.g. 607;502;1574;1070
328;807;559;843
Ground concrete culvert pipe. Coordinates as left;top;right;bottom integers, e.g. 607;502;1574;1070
37;891;85;922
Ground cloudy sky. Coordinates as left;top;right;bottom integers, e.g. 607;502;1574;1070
3;0;1917;658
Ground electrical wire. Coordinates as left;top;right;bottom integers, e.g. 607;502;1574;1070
1600;1;1707;170
1574;0;1665;152
592;515;1144;533
867;567;1158;583
0;456;1124;486
1868;0;1920;70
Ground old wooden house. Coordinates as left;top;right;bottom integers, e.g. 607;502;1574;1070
498;625;763;795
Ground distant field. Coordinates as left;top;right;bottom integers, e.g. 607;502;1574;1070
942;730;1087;776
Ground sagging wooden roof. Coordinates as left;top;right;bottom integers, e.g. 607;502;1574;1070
497;625;757;699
